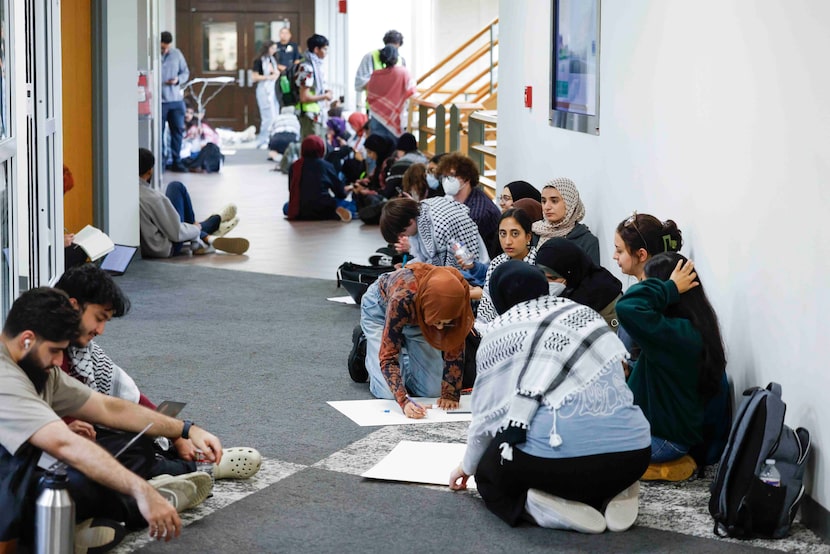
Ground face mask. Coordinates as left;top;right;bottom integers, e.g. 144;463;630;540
442;176;461;197
548;282;566;297
426;174;440;190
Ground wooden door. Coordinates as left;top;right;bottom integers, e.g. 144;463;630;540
185;12;301;133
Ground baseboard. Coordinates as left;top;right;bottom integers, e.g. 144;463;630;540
801;494;830;543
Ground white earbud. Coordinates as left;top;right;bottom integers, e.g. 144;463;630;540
23;339;31;350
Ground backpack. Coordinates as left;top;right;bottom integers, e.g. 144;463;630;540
708;382;811;539
335;262;394;304
278;57;305;107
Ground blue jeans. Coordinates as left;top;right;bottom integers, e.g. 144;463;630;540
162;100;186;166
650;436;689;463
360;280;444;399
165;182;220;255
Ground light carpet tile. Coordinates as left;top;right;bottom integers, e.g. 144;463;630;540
112;457;305;553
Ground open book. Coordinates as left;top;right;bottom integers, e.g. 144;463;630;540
72;225;115;261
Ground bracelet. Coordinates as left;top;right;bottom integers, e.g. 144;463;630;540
181;420;194;440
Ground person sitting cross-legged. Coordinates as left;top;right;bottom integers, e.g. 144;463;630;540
138;147;250;257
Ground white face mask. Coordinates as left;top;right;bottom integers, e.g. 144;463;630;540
442;176;461;197
548;282;566;297
426;174;440;190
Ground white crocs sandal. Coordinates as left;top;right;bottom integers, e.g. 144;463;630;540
214;447;262;479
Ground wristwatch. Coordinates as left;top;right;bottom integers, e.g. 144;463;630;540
181;420;194;440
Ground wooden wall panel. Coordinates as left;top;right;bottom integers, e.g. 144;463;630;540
61;0;93;233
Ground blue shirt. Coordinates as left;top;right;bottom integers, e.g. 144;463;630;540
518;360;651;458
161;47;189;103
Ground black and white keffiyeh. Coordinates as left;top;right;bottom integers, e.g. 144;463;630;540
417;196;482;269
470;296;629;461
67;341;140;402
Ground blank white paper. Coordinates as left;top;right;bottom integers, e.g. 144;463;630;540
327;396;472;427
362;440;477;489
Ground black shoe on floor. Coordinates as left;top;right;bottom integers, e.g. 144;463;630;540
348;324;368;383
75;517;127;554
168;164;188;173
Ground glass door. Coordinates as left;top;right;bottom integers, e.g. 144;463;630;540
0;0;18;317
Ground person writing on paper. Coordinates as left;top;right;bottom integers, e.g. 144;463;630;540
449;261;650;534
54;263;262;481
0;288;224;552
360;263;473;418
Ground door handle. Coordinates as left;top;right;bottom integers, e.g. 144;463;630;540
237;69;245;87
247;70;254;88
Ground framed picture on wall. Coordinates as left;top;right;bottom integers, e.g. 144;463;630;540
549;0;600;135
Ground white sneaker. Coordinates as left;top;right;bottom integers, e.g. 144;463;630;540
219;203;237;222
149;471;213;511
213;216;239;238
525;489;606;533
604;481;640;532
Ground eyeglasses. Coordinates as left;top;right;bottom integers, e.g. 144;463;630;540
499;195;513;203
624;211;648;250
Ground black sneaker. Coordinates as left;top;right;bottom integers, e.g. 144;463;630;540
75;517;127;554
348;324;368;383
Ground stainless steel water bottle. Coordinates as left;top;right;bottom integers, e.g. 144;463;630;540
35;464;74;554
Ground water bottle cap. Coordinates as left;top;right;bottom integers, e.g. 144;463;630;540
764;459;775;465
41;472;70;489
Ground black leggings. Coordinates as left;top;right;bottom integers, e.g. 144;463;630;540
475;431;651;526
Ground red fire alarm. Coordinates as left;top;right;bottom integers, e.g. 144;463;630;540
524;86;532;108
338;0;347;14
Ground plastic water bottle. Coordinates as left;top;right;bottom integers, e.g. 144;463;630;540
36;465;75;554
759;459;781;487
449;240;474;266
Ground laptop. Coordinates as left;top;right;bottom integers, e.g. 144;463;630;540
98;244;138;276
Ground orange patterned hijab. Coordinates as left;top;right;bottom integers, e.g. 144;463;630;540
408;263;473;350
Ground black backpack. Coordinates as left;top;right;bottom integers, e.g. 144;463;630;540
278;57;305;107
708;382;811;539
335;262;393;304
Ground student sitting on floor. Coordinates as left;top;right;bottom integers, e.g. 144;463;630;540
615;252;729;481
534;237;623;330
284;135;354;222
138;148;250;257
55;264;262;480
360;263;473;416
532;178;600;264
449;261;650;534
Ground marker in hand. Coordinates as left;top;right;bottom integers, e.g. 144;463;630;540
404;395;427;419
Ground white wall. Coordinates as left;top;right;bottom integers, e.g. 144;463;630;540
499;0;830;511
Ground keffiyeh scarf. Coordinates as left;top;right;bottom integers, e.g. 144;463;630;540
471;296;629;461
531;177;586;245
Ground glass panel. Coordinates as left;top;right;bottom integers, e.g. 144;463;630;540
0;0;10;139
252;20;288;57
202;21;237;72
0;160;11;316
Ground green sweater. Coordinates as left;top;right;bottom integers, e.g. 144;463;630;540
616;278;704;446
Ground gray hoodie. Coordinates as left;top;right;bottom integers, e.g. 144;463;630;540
138;179;199;258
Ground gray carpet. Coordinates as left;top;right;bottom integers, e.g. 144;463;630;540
96;260;826;553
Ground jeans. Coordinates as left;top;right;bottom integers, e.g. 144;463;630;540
256;83;279;145
162;100;186;166
360;280;444;399
650;436;689;463
165;181;220;255
368;117;399;145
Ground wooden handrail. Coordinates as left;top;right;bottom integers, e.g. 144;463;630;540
410;98;440;110
416;17;498;86
439;61;499;106
419;39;498;98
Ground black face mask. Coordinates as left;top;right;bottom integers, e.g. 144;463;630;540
18;350;49;394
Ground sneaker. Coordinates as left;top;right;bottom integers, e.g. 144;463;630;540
335;206;352;222
641;454;697;482
150;471;213;511
525;489;606;533
257;143;269;150
212;236;250;255
75;517;126;554
604;482;640;532
192;244;216;255
347;324;369;383
219;203;238;222
213;447;263;479
213;216;239;238
168;164;188;173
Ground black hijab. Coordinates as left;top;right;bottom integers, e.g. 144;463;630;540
489;260;548;315
505;180;541;203
535;238;622;312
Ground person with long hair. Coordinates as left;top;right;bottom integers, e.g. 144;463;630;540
284;135;351;221
252;40;280;148
612;212;683;282
474;208;538;328
450;261;650;533
615;252;728;481
532;178;600;264
535;238;623;329
360;263;473;417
